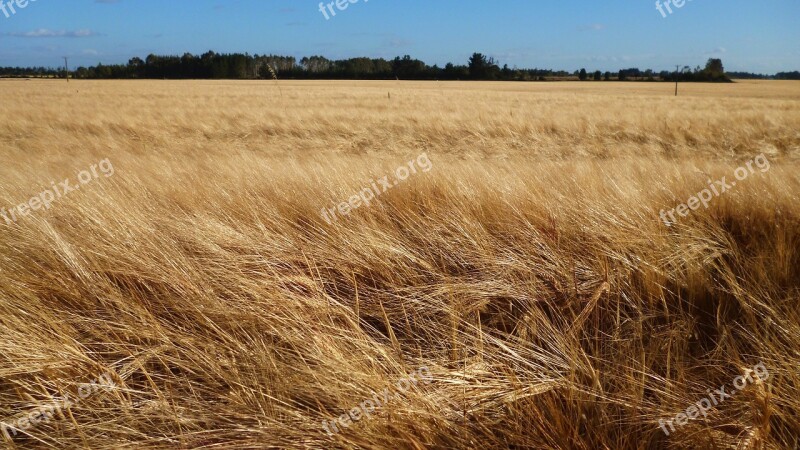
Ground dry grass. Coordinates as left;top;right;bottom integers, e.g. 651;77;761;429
0;79;799;449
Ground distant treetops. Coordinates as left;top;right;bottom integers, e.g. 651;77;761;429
3;53;791;81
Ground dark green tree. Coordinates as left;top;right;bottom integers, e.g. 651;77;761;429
705;58;724;76
468;53;500;80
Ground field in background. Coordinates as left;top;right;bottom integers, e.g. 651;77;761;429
1;80;799;449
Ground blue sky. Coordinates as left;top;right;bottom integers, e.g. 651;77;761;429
0;0;798;72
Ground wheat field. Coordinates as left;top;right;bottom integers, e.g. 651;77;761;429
1;79;799;449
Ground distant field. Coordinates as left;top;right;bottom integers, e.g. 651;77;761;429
2;79;798;162
1;80;799;448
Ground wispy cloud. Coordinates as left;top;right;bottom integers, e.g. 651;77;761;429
386;38;413;48
6;29;99;38
578;24;606;32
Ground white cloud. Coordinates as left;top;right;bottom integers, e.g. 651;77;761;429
578;24;606;32
6;29;98;38
705;47;727;55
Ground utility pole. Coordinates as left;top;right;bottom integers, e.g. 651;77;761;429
64;57;70;82
675;64;679;96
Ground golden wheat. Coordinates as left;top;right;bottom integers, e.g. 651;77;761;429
0;79;799;449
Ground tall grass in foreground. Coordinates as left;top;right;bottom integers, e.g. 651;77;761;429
0;80;799;449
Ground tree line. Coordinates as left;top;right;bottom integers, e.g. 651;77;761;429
1;52;794;81
727;71;800;80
